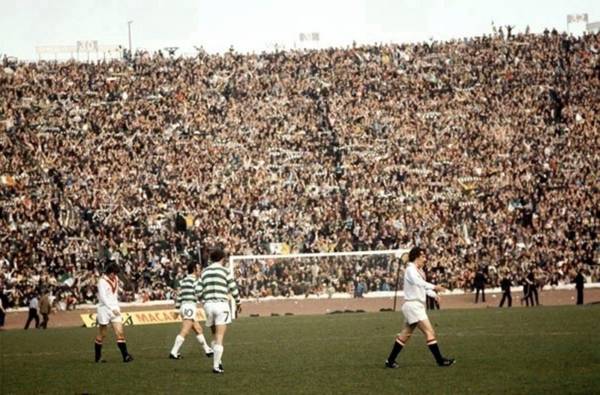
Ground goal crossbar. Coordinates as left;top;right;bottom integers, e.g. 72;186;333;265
229;249;408;263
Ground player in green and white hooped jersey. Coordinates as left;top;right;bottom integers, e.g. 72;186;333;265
169;262;214;359
198;248;241;374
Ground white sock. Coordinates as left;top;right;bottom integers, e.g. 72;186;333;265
170;335;185;356
197;334;212;352
213;344;224;369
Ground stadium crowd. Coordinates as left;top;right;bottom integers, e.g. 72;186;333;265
1;28;599;308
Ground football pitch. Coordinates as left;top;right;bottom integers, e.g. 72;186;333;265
1;305;599;394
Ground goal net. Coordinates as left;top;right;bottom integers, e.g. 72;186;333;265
228;249;409;313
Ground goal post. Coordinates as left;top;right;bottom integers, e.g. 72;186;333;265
228;249;410;317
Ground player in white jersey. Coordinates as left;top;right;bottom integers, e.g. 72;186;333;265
198;248;241;374
94;264;133;363
385;247;454;368
169;262;214;359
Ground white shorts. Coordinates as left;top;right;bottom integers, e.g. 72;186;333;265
96;306;122;326
179;303;197;321
203;301;232;327
402;301;428;325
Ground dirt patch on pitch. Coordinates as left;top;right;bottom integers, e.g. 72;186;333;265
242;288;600;317
3;288;598;331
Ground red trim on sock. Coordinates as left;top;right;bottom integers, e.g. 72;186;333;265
427;339;437;345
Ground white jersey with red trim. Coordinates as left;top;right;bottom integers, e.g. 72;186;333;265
97;275;120;311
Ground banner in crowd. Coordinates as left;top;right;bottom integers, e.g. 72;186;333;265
567;14;588;24
80;308;206;328
269;242;291;255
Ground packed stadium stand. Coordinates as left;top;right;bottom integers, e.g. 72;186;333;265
1;29;599;308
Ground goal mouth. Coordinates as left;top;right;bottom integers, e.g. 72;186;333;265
229;249;409;302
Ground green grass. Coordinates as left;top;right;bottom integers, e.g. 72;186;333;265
1;306;599;394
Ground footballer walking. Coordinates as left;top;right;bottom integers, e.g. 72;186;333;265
169;262;214;359
385;247;454;368
94;264;133;363
198;248;242;374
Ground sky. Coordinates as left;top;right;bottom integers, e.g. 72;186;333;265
0;0;599;60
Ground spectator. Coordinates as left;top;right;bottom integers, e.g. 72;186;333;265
527;269;540;306
521;272;534;307
474;267;486;304
426;270;440;310
24;291;40;329
574;268;585;305
39;289;52;329
354;277;366;298
499;273;512;308
0;286;7;330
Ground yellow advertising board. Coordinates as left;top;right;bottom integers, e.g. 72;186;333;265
80;308;206;328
